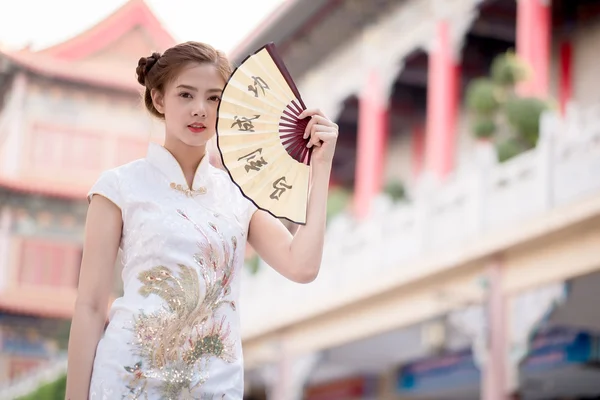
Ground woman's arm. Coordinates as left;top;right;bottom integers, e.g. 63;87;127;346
248;109;338;283
65;195;122;399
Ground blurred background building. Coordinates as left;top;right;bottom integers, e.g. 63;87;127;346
2;0;600;399
0;0;169;392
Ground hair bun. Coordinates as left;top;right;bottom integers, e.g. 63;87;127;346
136;52;161;86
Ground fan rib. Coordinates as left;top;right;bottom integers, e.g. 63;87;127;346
237;55;294;102
281;134;304;145
227;76;290;109
283;109;299;120
239;58;294;104
287;140;306;162
236;150;291;191
290;100;304;115
281;130;304;137
279;123;301;130
280;115;297;125
221;98;280;118
265;44;306;109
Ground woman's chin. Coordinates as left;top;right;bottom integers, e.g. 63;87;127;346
181;132;214;147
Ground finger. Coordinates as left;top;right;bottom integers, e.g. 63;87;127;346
303;116;327;139
307;125;321;148
310;139;323;148
308;131;337;148
309;125;328;146
315;125;338;140
299;108;329;121
315;130;338;143
311;115;337;128
307;126;336;148
303;116;336;139
303;116;317;139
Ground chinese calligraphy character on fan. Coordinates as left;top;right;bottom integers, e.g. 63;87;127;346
247;76;270;97
238;148;268;172
270;177;293;200
231;115;260;132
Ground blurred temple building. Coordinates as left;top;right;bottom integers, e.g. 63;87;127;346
0;0;171;384
230;0;600;399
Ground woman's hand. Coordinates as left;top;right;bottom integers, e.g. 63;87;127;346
300;108;339;167
246;108;338;284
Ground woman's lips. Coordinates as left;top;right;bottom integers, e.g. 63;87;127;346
188;123;206;134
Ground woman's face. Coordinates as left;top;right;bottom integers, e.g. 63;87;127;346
152;63;225;149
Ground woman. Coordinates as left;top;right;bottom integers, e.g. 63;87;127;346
65;41;338;399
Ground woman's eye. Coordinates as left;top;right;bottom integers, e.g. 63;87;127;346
209;96;221;102
179;92;192;99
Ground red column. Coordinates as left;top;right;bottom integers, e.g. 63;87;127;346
425;20;461;179
353;70;389;220
559;40;573;115
482;256;508;400
516;0;551;97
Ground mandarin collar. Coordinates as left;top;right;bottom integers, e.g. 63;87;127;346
146;142;212;196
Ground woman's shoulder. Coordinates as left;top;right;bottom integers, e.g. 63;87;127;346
87;159;149;207
99;158;152;184
112;158;150;177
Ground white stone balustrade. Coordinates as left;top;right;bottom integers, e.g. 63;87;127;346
0;354;67;400
239;103;600;340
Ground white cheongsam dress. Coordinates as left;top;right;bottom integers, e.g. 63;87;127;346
87;143;256;400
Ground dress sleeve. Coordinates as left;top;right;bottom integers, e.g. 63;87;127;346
87;169;123;209
245;199;258;227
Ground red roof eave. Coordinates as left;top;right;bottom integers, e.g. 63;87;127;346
0;177;88;201
1;49;142;93
0;0;178;93
35;0;176;61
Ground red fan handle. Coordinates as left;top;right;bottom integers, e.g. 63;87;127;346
279;99;313;165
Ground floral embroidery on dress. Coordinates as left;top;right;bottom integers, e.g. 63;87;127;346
122;209;239;399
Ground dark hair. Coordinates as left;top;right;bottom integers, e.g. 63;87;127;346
135;41;232;119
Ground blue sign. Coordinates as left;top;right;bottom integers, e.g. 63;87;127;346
522;326;596;372
397;348;480;393
2;337;50;357
397;326;599;394
0;312;54;358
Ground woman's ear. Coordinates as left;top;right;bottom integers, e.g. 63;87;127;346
151;88;165;115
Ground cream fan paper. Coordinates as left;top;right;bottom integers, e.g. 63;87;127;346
216;44;311;224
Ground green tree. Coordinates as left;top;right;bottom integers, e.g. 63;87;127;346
464;51;552;162
16;374;66;400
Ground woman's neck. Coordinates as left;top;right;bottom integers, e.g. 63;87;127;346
163;139;206;189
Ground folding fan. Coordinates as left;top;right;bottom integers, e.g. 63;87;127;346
216;43;312;225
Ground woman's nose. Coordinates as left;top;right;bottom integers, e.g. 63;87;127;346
193;101;207;117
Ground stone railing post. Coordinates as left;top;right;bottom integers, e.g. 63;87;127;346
537;110;557;211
